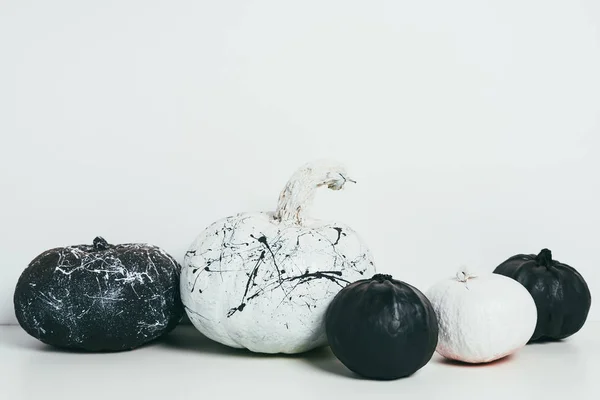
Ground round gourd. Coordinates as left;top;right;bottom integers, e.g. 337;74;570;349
14;237;184;351
325;273;438;380
493;248;591;342
426;267;537;363
181;160;376;354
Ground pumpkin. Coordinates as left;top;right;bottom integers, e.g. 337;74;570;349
13;237;184;351
325;273;438;380
181;160;376;354
493;248;592;342
426;267;537;363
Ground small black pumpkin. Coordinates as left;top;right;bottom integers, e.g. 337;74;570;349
325;273;438;380
14;236;184;351
493;248;591;342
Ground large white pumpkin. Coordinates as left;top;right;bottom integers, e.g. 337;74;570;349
426;267;537;363
181;160;376;354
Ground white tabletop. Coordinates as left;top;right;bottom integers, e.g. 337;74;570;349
1;322;598;399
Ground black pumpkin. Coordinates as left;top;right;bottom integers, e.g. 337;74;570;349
14;237;184;351
493;248;591;342
325;273;438;380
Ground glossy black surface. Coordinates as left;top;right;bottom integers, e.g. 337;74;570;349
325;273;438;380
14;237;184;351
494;249;591;342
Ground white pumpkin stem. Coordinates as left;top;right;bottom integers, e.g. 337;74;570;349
273;160;355;225
456;266;477;282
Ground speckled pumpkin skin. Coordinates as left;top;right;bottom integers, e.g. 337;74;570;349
14;237;184;351
181;212;376;354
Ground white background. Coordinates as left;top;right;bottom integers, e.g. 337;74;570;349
1;0;599;325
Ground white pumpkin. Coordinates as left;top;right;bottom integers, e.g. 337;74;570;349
181;160;376;354
426;267;537;363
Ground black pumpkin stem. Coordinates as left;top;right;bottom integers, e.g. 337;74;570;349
535;248;553;267
93;236;109;251
372;273;393;283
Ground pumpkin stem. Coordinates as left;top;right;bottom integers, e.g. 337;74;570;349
93;236;109;251
535;248;553;267
273;160;355;225
456;266;477;282
372;273;393;282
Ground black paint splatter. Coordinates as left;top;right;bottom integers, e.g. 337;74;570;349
333;227;343;245
184;216;374;322
252;234;283;284
227;269;349;317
